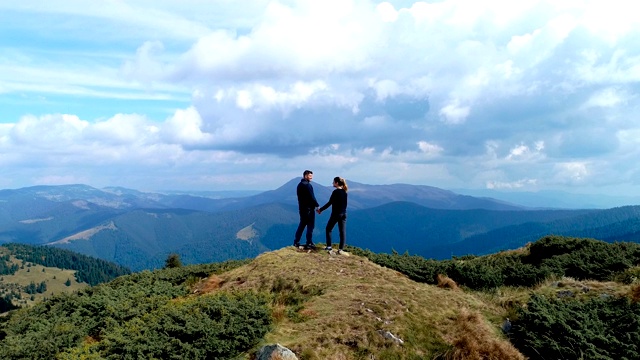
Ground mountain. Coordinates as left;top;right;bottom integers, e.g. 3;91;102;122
50;204;297;272
346;202;596;256
165;178;525;212
1;182;640;271
424;205;640;259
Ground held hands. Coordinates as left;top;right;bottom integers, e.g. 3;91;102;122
316;208;322;214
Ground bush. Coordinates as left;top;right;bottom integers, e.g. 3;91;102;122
351;236;640;290
93;293;271;359
511;294;640;359
0;259;256;359
526;236;640;281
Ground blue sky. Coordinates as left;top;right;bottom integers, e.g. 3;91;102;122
1;0;639;197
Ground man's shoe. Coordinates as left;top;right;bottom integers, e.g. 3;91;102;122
324;246;332;251
304;243;316;249
293;242;300;248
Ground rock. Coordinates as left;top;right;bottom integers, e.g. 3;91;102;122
556;290;574;298
501;318;512;334
256;344;298;360
377;330;404;345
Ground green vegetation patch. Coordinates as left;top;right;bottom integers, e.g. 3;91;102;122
1;258;87;310
63;292;272;359
351;235;640;360
511;294;640;359
2;243;131;286
350;236;640;290
0;259;267;360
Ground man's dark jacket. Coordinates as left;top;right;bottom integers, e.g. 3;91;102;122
297;179;319;210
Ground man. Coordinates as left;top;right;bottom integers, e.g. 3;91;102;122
293;170;319;249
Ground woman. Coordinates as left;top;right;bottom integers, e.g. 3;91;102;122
317;176;348;254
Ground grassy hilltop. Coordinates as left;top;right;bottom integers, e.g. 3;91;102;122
206;247;521;359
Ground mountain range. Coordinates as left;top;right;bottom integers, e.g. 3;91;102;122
0;180;639;271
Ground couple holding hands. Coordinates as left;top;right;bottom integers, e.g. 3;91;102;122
293;170;348;254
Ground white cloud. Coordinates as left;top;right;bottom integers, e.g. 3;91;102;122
171;0;381;82
417;141;443;155
583;87;626;108
235;91;254;110
376;2;398;22
486;179;538;190
370;79;400;101
439;101;470;124
222;81;330;112
554;161;589;183
9;114;88;148
89;114;155;145
121;41;168;83
0;0;640;197
162;107;212;145
506;141;545;161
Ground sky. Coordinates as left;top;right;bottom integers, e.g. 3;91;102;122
1;0;639;196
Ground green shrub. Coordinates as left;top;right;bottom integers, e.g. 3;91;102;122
448;261;504;290
615;266;640;285
526;236;640;280
351;236;640;290
511;294;640;360
0;259;254;359
94;292;271;359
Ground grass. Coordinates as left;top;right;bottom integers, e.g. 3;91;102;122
198;247;521;359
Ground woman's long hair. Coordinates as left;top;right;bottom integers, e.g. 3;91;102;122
334;176;348;192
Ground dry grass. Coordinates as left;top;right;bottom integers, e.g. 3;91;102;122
437;274;459;290
533;276;632;301
0;254;87;308
631;284;640;303
193;274;224;293
443;308;524;360
201;247;519;359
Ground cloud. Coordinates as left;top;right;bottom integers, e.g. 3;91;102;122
487;179;538;190
439;101;470;124
583;87;628;108
506;141;545;161
1;0;640;196
161;107;212;146
553;161;590;184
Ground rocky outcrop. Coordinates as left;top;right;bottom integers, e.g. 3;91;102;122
257;343;298;360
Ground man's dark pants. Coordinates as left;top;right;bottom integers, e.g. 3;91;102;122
294;208;315;245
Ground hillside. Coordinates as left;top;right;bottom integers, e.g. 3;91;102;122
426;205;640;258
206;247;522;359
0;246;522;359
0;243;130;313
52;204;294;271
1;236;639;359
